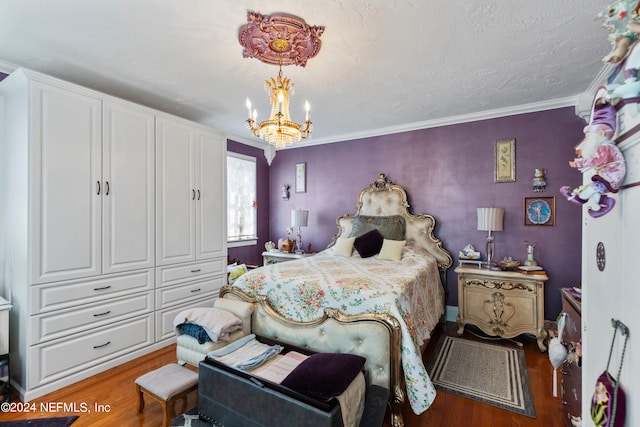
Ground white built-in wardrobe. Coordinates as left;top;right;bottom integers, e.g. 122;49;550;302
581;129;639;426
0;68;227;400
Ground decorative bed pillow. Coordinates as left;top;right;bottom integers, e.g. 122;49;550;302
354;228;384;258
378;239;407;261
348;215;406;240
333;236;356;257
281;353;366;400
227;263;248;285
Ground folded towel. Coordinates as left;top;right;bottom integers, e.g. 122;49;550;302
252;351;309;384
173;307;243;342
208;334;283;371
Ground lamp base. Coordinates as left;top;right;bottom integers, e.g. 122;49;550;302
294;233;304;254
485;238;495;270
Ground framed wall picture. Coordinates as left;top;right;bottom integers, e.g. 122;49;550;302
295;162;306;193
495;139;516;182
524;196;555;226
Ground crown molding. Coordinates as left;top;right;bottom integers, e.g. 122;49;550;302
287;95;578;150
0;59;19;74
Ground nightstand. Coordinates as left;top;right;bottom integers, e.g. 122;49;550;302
455;266;549;351
262;251;314;266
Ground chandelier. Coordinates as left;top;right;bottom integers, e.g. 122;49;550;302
245;56;312;148
238;11;324;149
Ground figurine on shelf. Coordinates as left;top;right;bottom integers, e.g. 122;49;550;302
599;0;640;98
458;244;480;260
599;0;640;64
561;88;626;218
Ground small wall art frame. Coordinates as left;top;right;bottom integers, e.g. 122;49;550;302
295;162;306;193
524;196;555;226
495;139;516;183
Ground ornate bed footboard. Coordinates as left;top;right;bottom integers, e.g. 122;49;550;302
220;285;406;427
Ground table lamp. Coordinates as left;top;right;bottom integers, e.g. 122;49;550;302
291;209;309;254
477;207;504;268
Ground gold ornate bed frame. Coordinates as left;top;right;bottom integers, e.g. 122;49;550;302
220;174;452;427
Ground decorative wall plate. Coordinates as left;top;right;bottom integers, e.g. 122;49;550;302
238;11;325;67
524;196;555;226
596;241;606;271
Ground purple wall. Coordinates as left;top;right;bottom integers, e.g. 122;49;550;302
260;107;585;320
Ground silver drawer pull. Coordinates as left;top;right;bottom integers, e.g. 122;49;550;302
190;269;201;273
93;310;111;317
94;285;112;291
190;288;201;293
93;341;111;349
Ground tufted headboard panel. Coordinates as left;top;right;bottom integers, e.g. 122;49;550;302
329;174;452;276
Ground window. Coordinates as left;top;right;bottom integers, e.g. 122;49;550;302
227;152;257;246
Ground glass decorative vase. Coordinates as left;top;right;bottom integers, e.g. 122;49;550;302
524;241;537;266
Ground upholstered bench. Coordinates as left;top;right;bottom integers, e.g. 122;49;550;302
135;363;199;427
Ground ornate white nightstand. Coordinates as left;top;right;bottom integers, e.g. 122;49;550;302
262;251;314;266
455;266;549;351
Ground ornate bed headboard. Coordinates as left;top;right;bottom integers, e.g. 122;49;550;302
329;174;453;278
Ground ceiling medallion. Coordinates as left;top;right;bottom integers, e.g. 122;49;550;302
238;11;324;67
241;11;323;148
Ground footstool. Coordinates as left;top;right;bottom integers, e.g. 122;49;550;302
135;363;199;427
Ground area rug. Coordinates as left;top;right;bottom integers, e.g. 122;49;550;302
426;335;536;418
0;416;78;427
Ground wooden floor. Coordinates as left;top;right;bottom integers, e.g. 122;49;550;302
4;322;565;427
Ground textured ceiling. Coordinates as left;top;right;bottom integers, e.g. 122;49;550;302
0;1;614;149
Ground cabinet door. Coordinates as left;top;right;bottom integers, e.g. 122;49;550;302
195;128;226;260
102;101;155;274
31;81;102;283
156;115;196;265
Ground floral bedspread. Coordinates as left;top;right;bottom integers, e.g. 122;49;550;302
231;246;445;414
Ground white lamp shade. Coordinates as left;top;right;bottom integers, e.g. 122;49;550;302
477;207;504;232
291;209;309;227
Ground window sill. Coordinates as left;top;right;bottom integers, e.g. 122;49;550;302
228;238;258;248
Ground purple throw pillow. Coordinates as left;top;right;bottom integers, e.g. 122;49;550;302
353;228;384;258
281;353;366;400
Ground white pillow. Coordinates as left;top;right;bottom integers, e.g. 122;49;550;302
378;239;406;261
333;237;356;257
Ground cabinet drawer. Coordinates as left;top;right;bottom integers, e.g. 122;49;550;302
155;276;224;309
30;292;153;344
563;311;581;344
155;259;225;288
561;363;581;424
32;270;154;314
462;286;538;332
30;314;153;387
562;303;581;344
155;296;217;342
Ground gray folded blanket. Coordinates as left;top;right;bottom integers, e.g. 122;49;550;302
208;334;283;370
